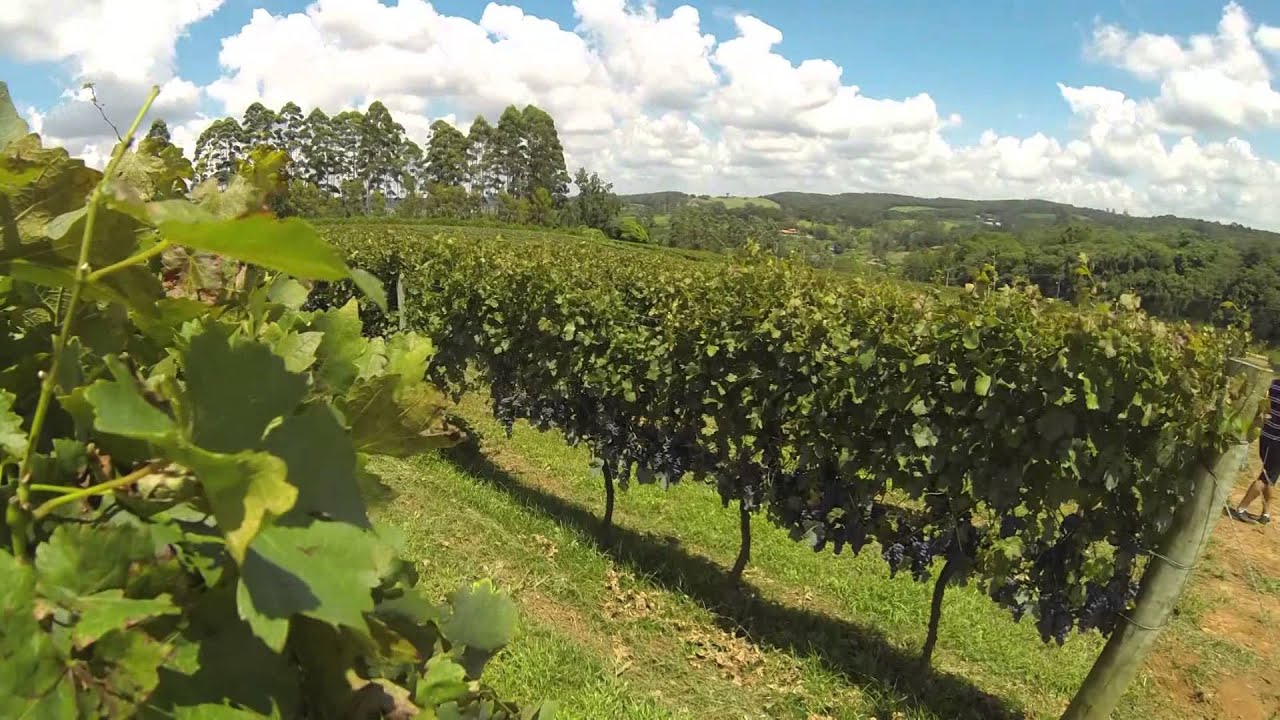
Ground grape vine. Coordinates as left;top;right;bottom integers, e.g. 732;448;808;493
314;187;1258;668
0;84;552;719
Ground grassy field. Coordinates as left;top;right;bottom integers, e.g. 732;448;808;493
692;196;782;210
887;206;941;214
370;393;1280;720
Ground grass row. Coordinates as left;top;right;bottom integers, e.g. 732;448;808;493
366;393;1225;720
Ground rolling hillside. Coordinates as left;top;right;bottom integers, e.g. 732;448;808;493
622;190;1280;243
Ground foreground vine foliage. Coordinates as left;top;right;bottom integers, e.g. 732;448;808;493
317;225;1259;660
0;84;551;719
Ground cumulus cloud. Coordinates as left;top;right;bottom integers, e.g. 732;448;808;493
4;0;1280;230
0;0;220;159
1087;1;1280;131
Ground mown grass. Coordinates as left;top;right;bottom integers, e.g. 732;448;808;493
691;196;782;210
365;394;1232;720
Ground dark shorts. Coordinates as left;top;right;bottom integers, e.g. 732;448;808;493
1262;438;1280;486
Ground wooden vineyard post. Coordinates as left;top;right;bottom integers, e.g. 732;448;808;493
1061;357;1269;720
396;272;407;333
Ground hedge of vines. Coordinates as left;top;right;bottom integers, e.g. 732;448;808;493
0;85;552;719
315;224;1255;655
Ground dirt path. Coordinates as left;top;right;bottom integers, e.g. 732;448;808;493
1148;445;1280;720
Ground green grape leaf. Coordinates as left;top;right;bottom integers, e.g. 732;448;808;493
340;375;460;457
84;377;176;443
45;207;87;239
263;328;323;374
0;135;100;253
349;267;388;313
40;203;146;267
385;332;435;385
439;579;517;652
974;372;993;397
35;523;156;599
309;299;370;393
236;521;384;651
97;262;166;315
261;402;369;527
911;422;938;448
265;277;309;310
415;656;469;707
190;175;264;220
141;199;217;226
160;216;347;281
70;591;178;649
0;81;28;147
0;388;27;461
184;324;307;453
169;444;296;565
132;297;212;344
150;584;301;716
0;550;75;719
90;630;171;711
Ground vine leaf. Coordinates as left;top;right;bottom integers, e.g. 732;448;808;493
349;267;388;313
339;376;460;457
439;579;517;652
90;630;172;712
0;550;76;719
235;521;384;651
0;135;99;253
414;656;469;707
161;216;348;281
265;277;309;311
35;523;155;599
0;388;26;460
309;299;377;394
85;377;176;443
261;327;323;374
0;81;28;147
168;444;295;566
183;324;307;454
70;591;178;649
385;332;435;382
261;402;369;528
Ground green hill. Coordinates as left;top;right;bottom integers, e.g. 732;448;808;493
621;190;1280;243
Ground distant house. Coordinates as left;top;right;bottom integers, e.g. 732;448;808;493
975;213;1003;228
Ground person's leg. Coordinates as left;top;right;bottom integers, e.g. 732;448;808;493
1233;476;1264;520
1259;440;1280;523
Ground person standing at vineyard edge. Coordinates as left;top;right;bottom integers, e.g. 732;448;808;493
1230;375;1280;525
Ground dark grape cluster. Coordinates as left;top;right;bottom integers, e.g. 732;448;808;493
985;512;1143;645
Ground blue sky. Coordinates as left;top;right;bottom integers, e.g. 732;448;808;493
8;0;1277;143
3;1;1280;228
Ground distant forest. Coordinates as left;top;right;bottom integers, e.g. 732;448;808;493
622;191;1280;347
168;100;641;240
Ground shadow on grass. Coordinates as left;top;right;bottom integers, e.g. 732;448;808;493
439;434;1025;720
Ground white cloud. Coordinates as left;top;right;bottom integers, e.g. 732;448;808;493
1260;24;1280;52
0;0;219;160
4;0;1280;230
573;0;716;110
1088;2;1280;131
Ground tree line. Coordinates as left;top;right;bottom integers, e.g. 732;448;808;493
177;99;638;236
900;223;1280;346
